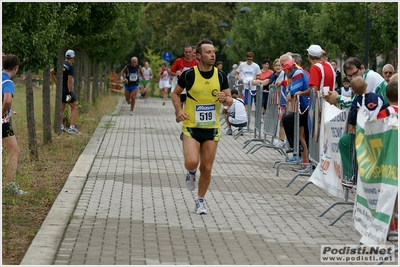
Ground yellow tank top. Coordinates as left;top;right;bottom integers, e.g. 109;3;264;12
183;66;221;128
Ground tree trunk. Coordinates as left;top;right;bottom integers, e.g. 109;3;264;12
74;48;83;102
25;70;39;161
42;66;52;145
99;63;104;95
92;60;98;104
53;48;65;134
83;53;91;104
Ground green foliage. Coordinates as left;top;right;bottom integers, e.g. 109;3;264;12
2;2;78;71
227;2;397;66
143;47;165;72
144;3;236;60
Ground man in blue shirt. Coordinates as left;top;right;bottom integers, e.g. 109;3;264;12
281;60;310;167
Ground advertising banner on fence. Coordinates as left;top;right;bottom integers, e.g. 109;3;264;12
353;109;398;245
308;101;348;198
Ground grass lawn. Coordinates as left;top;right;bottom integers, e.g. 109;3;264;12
2;77;120;265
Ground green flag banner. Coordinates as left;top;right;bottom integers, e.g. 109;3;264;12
354;108;398;245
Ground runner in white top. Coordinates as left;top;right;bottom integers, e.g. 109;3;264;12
140;61;153;103
158;63;171;105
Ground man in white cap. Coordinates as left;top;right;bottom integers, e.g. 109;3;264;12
295;44;335;97
50;49;81;134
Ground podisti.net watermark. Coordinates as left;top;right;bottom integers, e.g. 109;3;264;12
320;245;396;262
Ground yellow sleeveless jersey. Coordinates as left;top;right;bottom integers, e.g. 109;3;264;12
183;66;221;129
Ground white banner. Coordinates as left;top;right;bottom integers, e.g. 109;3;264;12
308;100;348;198
353;109;398;245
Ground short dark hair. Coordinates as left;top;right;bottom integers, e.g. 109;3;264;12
196;39;213;55
2;54;20;71
343;77;351;83
216;61;223;66
291;54;302;65
262;58;270;65
343;57;364;74
330;59;337;64
183;44;192;50
386;80;398;102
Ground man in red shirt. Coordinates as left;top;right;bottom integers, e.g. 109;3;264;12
170;44;199;108
295;45;335;98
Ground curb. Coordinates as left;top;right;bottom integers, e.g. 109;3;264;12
20;98;123;265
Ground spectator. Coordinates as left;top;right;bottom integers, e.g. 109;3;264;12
50;49;81;133
216;61;223;72
339;76;352;99
344;57;387;98
340;76;385;188
324;57;388;108
382;63;395;83
223;88;247;135
292;53;310;76
281;60;310;171
297;44;335;97
2;54;27;195
272;53;293;149
256;58;273;116
377;80;398;119
227;63;238;89
321;50;328;62
330;59;343;92
235;51;261;111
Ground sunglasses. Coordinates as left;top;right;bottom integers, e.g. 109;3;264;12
384;72;393;75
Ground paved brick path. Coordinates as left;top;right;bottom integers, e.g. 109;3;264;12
21;97;397;265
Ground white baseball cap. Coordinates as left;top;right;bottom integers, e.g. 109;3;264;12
65;49;75;59
306;45;323;57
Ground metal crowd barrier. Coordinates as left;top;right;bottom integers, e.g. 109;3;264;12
228;76;236;91
244;85;288;159
234;80;253;138
273;95;304;176
294;89;322;195
288;89;320;187
292;90;355;226
239;83;264;144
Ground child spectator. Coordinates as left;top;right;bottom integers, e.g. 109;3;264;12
377;80;398;118
348;76;385;131
339;77;352;99
340;76;385;188
223;89;248;135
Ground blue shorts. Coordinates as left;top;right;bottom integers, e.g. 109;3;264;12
124;85;139;92
243;89;256;106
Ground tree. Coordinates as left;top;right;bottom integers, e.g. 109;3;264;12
226;3;397;69
2;2;78;157
144;3;235;60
